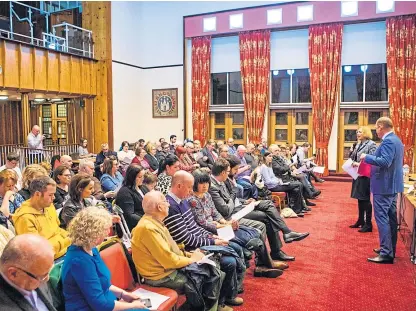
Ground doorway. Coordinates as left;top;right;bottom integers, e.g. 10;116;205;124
40;103;68;146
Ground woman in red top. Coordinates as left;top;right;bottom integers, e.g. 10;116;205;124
131;147;150;170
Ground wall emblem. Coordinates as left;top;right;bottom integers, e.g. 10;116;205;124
152;88;178;118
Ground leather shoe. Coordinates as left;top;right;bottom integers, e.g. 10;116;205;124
253;267;283;278
358;224;372;233
272;261;289;270
272;250;295;261
296;212;305;217
349;221;363;228
305;200;316;206
225;297;244;306
367;255;394;264
303;207;312;212
284;231;310;243
316;178;325;183
373;248;381;254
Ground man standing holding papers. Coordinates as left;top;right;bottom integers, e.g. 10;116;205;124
360;117;404;264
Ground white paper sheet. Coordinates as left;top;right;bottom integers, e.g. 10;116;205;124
342;159;359;180
197;253;216;267
131;288;170;311
407;186;415;194
231;202;256;221
291;155;298;164
312;166;325;174
217;225;235;241
404;183;413;188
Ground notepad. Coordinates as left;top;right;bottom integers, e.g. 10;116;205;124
217;225;235;241
131;288;170;310
231;202;256;221
197;253;216;267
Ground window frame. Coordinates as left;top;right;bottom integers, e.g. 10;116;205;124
210;71;244;110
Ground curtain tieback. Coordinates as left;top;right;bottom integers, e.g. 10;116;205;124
316;142;329;149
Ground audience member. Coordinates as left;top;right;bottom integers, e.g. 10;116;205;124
12;176;70;260
62;207;146;311
200;139;218;169
0;234;57;310
60;155;74;172
79;159;116;201
27;125;45;163
176;146;199;172
227;138;237;155
156;154;180;195
142;171;158;193
235;146;257;199
95;143;118;179
115;164;146;230
0;170;25;225
144;143;159;172
0;225;14;256
169;134;177;151
0;152;22;190
52;165;71;211
349;126;377;233
39;161;52;176
156;142;171;162
100;156;124;192
296;143;324;183
78;138;93;158
132;147;151;170
50;155;61;171
18;164;48;200
244;143;258;170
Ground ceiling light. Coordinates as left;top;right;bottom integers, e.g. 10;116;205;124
0;95;8;100
203;17;216;32
341;1;358;17
287;69;294;75
344;65;352;73
229;13;243;29
376;0;395;13
297;4;313;22
267;9;283;25
51;98;62;102
34;98;45;102
361;65;368;72
273;70;279;76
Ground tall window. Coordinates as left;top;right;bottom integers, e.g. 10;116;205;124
341;63;388;102
211;72;243;105
271;69;311;104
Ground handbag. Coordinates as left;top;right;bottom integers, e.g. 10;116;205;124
358;160;371;178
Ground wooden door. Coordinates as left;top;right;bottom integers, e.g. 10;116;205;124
40;103;68;146
210;112;246;145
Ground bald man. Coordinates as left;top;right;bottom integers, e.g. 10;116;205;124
27;125;45;164
0;234;57;310
131;191;217;311
60;155;73;171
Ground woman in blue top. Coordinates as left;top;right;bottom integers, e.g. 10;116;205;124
100;156;124;192
62;206;147;311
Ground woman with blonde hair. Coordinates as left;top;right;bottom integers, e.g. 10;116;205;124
0;170;25;231
349;126;377;233
144;142;159;172
18;164;48;200
62;206;146;311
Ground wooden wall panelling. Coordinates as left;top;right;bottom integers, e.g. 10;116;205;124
59;54;71;93
0;101;23;145
19;45;34;90
0;41;4;88
21;94;30;145
70;56;82;94
34;49;47;90
29;104;41;131
82;1;113;150
3;42;20;88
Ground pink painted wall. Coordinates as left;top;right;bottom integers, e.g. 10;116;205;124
185;1;416;38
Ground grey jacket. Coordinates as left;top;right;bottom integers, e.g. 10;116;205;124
350;139;377;163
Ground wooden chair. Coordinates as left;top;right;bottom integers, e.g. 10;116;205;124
271;192;287;212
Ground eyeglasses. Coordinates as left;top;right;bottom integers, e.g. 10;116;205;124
15;266;49;282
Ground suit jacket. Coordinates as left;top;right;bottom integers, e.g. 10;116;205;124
349;139;377;163
244;153;258;170
0;274;57;311
271;155;293;183
115;185;145;231
144;154;159;172
201;147;218;167
365;133;404;195
208;176;243;219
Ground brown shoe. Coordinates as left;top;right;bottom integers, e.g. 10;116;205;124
225;297;243;306
272;261;289;270
218;305;233;311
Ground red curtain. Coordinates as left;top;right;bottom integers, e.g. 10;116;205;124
191;36;211;146
386;15;416;167
239;30;271;144
309;23;343;176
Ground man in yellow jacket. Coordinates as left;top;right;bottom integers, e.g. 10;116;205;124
12;175;70;260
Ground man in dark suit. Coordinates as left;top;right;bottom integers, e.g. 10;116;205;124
361;117;404;264
0;234;57;310
199;139;218;169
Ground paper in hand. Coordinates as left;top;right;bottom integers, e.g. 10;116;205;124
197;253;216;267
231;202;256;221
312;166;325;174
217;225;235;241
342;159;359;180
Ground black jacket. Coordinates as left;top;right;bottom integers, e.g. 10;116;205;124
115;185;145;231
18;188;31;201
61;198;92;228
144;154;159;172
95;151;118;179
272;155;294;183
53;186;69;210
0;274;57;311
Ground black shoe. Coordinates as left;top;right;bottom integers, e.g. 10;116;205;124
284;231;310;243
238;287;244;294
305;200;316;206
316;178;325;183
303;207;312;212
296;212;305;217
349;221;364;228
253;267;283;278
272;250;295;261
313;190;322;197
367;255;394;264
358;224;372;233
373;248;381;254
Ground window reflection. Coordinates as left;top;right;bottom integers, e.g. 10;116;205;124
365;64;388;101
296;112;309;125
232;128;244;140
212;73;227;105
292;69;311;103
344;112;359;125
229;72;243;105
275;112;288;125
275;129;288;141
295;129;308;141
215;129;225;140
271;70;290;103
342;65;363;102
344;129;357;142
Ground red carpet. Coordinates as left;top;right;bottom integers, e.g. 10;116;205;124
237;181;416;311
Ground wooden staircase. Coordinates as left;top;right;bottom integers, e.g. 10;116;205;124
322;171;353;183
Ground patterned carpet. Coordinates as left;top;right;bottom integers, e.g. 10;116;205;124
236;181;416;311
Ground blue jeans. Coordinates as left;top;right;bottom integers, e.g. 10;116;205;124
219;255;238;303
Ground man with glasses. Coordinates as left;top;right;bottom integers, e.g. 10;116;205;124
0;152;22;190
0;234;57;310
156;142;171;163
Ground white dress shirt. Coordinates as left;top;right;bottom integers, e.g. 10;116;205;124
382;130;394;141
27;133;43;154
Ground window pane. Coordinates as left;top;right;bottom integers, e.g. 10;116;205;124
212;73;227;105
368;111;382;124
232;112;244;125
215;113;225;125
229;72;243;105
232;128;244;140
275;112;288;125
295;129;308;141
342;65;363;102
271;70;290;103
344;147;351;159
295;112;309;125
292;69;311;103
365;64;388;101
275;129;288;141
215;129;225;140
57;104;67;117
344;129;357;142
372;129;381;142
344;112;359;125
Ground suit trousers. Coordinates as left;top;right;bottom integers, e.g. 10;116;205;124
373;194;398;258
269;183;303;213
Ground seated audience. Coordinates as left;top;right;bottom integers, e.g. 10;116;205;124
12;176;70;260
244;143;258;170
62;207;146;311
235;145;257;199
52;165;71;211
156;142;171;162
0;170;25;229
95;143;118;179
118;141;135;175
100;156;124;192
219;145;229;159
156;154;180;195
0;225;14;256
199;139;218;169
296;143;324;183
0;152;22;190
144;143;159;172
40;161;52;177
0;234;57;310
61;173;94;228
60;155;74;171
132;147;151;170
131;191;219;311
18;164;48;200
169;134;177;151
50;154;61;171
142;172;158;193
176;146;198;172
115;164;146;231
227;138;237;155
216;141;224;154
79;159;116;201
78;137;93;158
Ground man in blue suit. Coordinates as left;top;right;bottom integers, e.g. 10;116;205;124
360;117;404;264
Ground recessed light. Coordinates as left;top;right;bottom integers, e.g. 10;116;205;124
377;0;395;13
34;98;45;102
361;65;368;72
341;1;358;17
287;70;294;75
51;98;62;102
203;17;216;32
297;5;314;22
273;70;279;76
344;66;352;73
229;13;243;29
267;9;282;25
0;95;8;100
